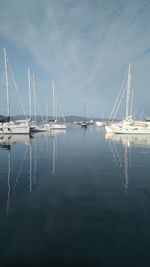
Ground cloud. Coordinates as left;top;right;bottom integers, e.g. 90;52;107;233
0;0;150;117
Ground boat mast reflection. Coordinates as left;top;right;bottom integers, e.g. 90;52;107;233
105;133;134;196
106;132;150;195
6;148;11;215
0;134;32;214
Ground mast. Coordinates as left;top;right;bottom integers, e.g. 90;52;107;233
46;104;48;122
130;87;133;119
4;48;10;120
84;102;86;119
28;68;32;120
52;80;55;121
32;73;36;122
125;63;131;119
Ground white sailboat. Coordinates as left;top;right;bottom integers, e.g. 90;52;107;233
50;81;67;130
28;70;50;132
105;63;150;134
80;102;88;127
0;48;30;134
94;121;103;126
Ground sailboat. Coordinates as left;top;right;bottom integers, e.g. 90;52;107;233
105;63;150;134
81;102;88;127
50;81;67;130
0;48;30;134
28;70;50;132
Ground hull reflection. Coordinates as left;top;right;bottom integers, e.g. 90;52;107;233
105;132;150;148
0;134;31;146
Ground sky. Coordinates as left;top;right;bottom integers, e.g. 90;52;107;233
0;0;150;119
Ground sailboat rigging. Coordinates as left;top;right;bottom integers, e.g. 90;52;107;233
0;48;30;134
50;81;67;130
105;63;150;134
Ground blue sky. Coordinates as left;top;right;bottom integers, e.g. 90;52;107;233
0;0;150;119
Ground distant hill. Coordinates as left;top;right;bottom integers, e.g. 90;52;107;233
13;115;90;123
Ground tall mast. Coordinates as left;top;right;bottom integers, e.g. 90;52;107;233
84;102;86;119
28;68;32;120
46;104;48;122
52;80;55;121
4;48;10;119
125;63;131;119
32;73;36;122
130;87;133;119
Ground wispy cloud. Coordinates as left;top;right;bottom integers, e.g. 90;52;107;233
0;0;150;117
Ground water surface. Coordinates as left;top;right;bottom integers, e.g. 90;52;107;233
0;125;150;267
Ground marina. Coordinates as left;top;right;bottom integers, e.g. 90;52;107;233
0;1;150;266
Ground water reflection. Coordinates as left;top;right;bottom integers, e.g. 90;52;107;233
105;132;150;148
105;133;150;196
0;135;30;214
0;130;67;214
0;134;31;146
32;129;66;175
1;127;150;266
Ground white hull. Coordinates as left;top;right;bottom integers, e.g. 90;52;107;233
30;121;51;132
30;125;48;132
107;121;150;135
81;123;87;127
114;127;150;134
105;119;150;135
0;122;30;134
94;121;103;126
50;123;67;130
105;125;115;133
44;123;51;130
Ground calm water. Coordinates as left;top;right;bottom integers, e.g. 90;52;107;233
0;124;150;267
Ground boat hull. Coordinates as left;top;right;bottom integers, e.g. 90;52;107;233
114;128;150;134
50;123;67;130
0;123;30;134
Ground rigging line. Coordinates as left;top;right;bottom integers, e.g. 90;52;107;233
7;58;27;119
4;48;10;118
112;84;126;121
55;89;66;123
31;72;44;122
36;94;44;122
109;74;127;121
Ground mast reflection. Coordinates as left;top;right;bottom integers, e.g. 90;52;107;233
0;134;32;214
105;133;150;196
